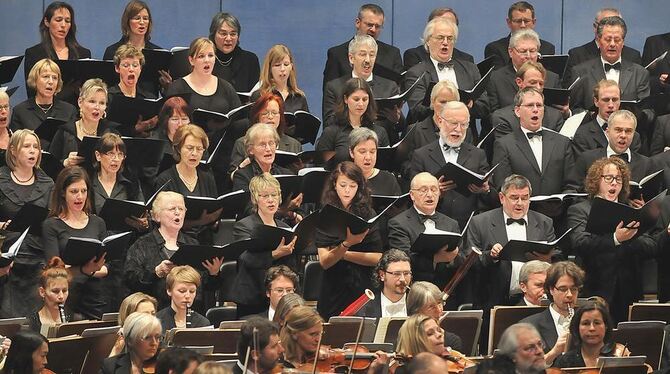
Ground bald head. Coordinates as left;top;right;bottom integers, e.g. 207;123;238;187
410;172;440;215
407;352;449;374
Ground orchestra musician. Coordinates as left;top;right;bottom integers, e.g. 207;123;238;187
279;305;324;368
155;265;210;332
27;257;73;335
110;292;158;357
355;249;411;318
101;312;163;374
406;281;463;352
233;316;284;374
517;260;551;306
496;323;547;374
3;330;53;374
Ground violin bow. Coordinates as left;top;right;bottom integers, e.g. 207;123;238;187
242;327;258;374
310;323;324;374
347;317;366;374
253;326;259;374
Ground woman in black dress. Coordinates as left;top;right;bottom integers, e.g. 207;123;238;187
24;1;90;103
208;12;260;93
316;78;389;165
49;78;119;168
10;59;77;150
0;130;54;318
252;44;308;113
231;173;298;317
154;124;219;243
349;127;401;195
42;166;108;319
315;161;383;319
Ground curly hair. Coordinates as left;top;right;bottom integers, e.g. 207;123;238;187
584;156;630;201
321;161;373;219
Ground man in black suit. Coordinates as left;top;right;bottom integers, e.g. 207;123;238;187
486;29;561;116
492;87;576;197
484;1;555;70
520;261;585;364
408;101;496;229
356;249;411;318
323;4;402;90
567;16;650;115
571;109;653;191
322;35;402;142
403;7;474;71
403;18;486;126
572;79;642;154
491;61;565;140
233;317;283;374
259;265;299;321
643;30;670;67
517;260;550;306
567;8;641;73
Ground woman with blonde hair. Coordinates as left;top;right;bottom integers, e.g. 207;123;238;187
406;281;462;351
109;292;157;357
253;44;308;113
101;312;163;374
280;305;324;368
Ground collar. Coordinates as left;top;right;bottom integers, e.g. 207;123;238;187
600;56;622;67
520;126;544;136
606;144;631;159
523;296;538;306
549;302;563;325
596;115;607;128
502;211;529;225
268;306;276;321
237;361;258;374
352;71;374;82
0;166;54;205
413;206;436;218
438;136;462;152
380;292;407;314
430;56;453;69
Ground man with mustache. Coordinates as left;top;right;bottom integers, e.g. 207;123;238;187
323;3;402;90
322;34;402;143
233;317;284;374
355;249;411;318
497;323;548;374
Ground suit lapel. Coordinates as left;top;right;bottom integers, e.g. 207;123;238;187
589;121;608;148
427;141;447;169
456;143;473;167
453;59;475;89
526;212;543;241
513;129;541;173
618;60;634;94
490;209;509;245
541;132;556;173
503;66;518;97
590;60;606;83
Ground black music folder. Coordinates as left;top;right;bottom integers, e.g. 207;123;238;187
477;56;495;77
192;103;253;131
274;168;330;205
55;59;117;86
538;54;569;78
499;227;573;262
273;150;337;170
317;203;394;236
98;180;168;231
141;47;190;81
629;169;664;201
543;77;581;107
169;239;254;267
372;63;405;84
0;228;30;267
284;111;321;145
61;231;132;265
0;56;23;84
585;190;666;234
458;67;493;103
106;95;163;132
375;72;424;110
252;212;318;254
184;190;249;220
5;203;48;234
34;117;67;143
409;212;473;255
370;193;411;215
434;162;499;196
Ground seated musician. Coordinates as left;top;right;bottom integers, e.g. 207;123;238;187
496;323;547;374
154;347;201;374
355;249;411;318
518;260;551;306
233;316;284;374
101;312;162;374
110;292;158;357
406;281;462;352
279;305;324;368
27;257;73;335
404;352;450;374
520;261;585;365
273;293;306;328
261;265;299;321
155;265;210;332
552;298;630;368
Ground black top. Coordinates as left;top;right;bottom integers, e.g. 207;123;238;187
48;119;119;165
316;121;390;166
124;228;223;311
212;46;260;93
10;98;77;149
229;133;302;172
552;344;617;368
100;352;132;374
41;214;107;319
315;207;383;319
0;166;53;265
102;39;162;61
91;172;144;215
103;39;163;98
250;89;309;113
232;159;294;192
24;42;91;101
367;170;401;196
155;305;210;333
26;308;73;334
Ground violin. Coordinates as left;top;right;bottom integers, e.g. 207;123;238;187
291;345;375;373
389;349;477;374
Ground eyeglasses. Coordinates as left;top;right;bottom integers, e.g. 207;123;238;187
254;141;277;150
362;21;383;30
504;194;530;202
260;110;280;118
513;47;539;56
554;286;580;294
184;145;205;154
140;334;163;343
432;35;455;44
217;31;238;39
385;271;412;278
103;151;125;160
258;192;280;200
601;175;623;184
438;115;469;128
0;104;9;111
510;18;534;25
519;342;544;353
519;103;543;109
271;287;295;294
120;62;141;69
411;186;440;196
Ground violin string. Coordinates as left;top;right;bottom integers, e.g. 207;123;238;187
311;325;323;374
347;318;366;374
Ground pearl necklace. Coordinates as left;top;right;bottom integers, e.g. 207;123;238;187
77;120;97;136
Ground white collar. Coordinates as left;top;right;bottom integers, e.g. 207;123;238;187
414;206;437;217
502;211;529;224
606;144;631;159
352;71;374;82
520;126;544;135
600;56;622;67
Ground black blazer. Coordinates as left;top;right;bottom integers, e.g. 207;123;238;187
322;75;399;124
409;140;496;229
24;42;91;95
643;32;670;66
403;59;484;124
520;308;558;353
355;291;383;318
650;114;670;156
570;148;652;191
567;58;650;112
485;64;560;114
403;45;474;71
571;118;642;155
490;105;564;140
492;127;575;196
484;35;555;69
100;352;131;374
323;39;403;88
650;196;670;302
102;38;161;60
212;46;260;93
10;98;77;149
156;306;210;333
466;207;555;309
567;40;641;72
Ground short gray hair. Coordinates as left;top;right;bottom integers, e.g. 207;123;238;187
151;191;185;223
513;86;544;107
407;281;442;315
243;123;280;156
440;101;470;121
497;323;540;357
597;16;627;39
608;109;637;129
508;29;540;50
595;8;621;23
123;312;162;352
209;12;241;40
501;174;532;195
430;80;460;109
348;34;378;55
349;127;378;151
422;18;458;51
519;260;551;284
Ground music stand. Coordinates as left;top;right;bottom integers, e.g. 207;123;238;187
170;328;240;354
47;335;90;374
488;305;546;355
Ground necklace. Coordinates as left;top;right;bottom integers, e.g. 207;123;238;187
178;170;198;189
11;170;34;183
215;54;233;66
36;102;53;114
77;120;97;136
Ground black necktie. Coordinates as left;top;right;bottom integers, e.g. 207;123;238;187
601;122;608;131
437;60;454;71
419;214;436;223
506;218;527;226
604;62;621;72
526;130;543;140
442;144;460;153
614;153;629;163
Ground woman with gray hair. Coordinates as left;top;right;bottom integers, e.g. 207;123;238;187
101;312;163;374
349;127;401;196
406;281;463;351
208;12;260;93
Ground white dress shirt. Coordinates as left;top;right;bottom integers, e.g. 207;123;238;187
503;211;528;295
602;56;622;83
438;136;459;165
380;292;407;318
520;126;543;172
431;57;458;88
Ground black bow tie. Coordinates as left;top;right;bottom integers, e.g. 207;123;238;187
601;122;608;131
419;214;436;223
442;144;460;153
604;62;621;72
506;218;527;226
614;153;629;163
526;130;543;139
437;60;454;71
